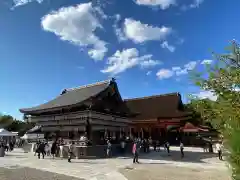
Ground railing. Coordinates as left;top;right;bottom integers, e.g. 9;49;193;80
25;110;130;125
26;111;88;122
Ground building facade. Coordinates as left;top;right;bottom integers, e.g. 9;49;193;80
20;79;191;145
125;93;191;144
20;79;134;145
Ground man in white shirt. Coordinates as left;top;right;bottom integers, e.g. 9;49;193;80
216;142;223;160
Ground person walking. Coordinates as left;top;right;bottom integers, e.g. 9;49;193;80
180;142;184;158
68;141;74;163
45;142;51;156
59;139;64;159
216;142;223;160
51;141;57;159
106;140;112;158
132;140;141;163
34;141;40;156
37;142;45;159
132;142;138;163
165;141;170;156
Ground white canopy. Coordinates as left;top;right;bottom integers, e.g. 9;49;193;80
0;128;15;136
21;133;44;140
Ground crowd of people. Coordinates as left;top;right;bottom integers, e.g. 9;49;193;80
2;135;223;164
34;139;61;160
0;140;15;152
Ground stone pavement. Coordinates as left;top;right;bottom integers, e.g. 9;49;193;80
0;148;129;180
0;147;230;180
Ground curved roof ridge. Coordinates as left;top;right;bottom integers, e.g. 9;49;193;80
124;92;180;101
65;79;111;92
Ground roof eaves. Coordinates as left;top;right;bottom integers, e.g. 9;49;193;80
65;79;111;92
124;92;180;101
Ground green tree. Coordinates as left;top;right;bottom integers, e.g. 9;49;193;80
191;41;240;179
0;114;14;128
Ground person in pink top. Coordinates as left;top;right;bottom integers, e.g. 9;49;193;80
132;140;141;163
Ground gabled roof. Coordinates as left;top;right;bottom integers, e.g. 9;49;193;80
26;126;42;134
20;79;111;114
125;93;189;120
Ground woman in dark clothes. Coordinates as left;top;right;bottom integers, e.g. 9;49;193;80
51;141;57;159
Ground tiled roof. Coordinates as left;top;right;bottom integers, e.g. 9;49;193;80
20;80;111;113
125;93;189;120
26;126;42;134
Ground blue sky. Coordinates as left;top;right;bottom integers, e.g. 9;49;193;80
0;0;237;119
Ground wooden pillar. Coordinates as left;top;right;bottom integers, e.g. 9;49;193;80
120;127;122;139
104;128;108;139
129;127;132;139
141;128;144;139
149;127;152;139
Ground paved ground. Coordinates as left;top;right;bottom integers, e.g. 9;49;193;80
119;164;231;180
0;167;84;180
120;147;231;180
0;147;231;180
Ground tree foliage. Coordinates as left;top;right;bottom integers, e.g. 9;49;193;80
0;114;14;128
0;113;34;136
190;41;240;179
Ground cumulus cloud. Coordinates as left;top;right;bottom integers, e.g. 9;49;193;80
113;14;128;42
146;71;152;76
194;91;217;101
173;61;197;76
123;18;172;43
134;0;176;9
41;3;108;61
156;61;197;80
161;41;175;52
12;0;43;8
101;48;160;75
201;59;213;65
156;69;174;79
181;0;204;11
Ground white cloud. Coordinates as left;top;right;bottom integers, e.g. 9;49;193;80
201;59;213;65
173;61;197;76
156;69;174;79
123;18;172;43
139;55;161;68
181;0;204;11
113;14;128;42
156;61;198;80
161;41;175;52
12;0;43;8
195;91;217;101
101;48;160;75
134;0;176;9
146;71;152;75
41;3;108;61
189;0;204;8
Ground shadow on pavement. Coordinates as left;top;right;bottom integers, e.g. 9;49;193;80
118;149;219;164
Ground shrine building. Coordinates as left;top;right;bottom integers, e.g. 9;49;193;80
20;79;191;144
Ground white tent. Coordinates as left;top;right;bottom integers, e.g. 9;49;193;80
0;128;15;136
21;133;44;140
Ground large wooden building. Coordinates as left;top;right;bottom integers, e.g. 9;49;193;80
20;79;191;144
125;93;191;144
20;79;134;144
